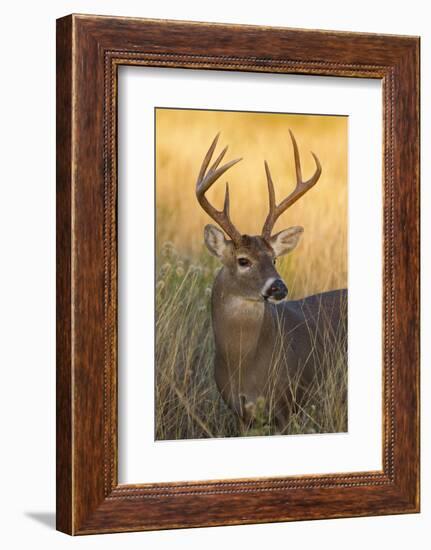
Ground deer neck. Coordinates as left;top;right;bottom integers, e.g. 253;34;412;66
211;269;267;363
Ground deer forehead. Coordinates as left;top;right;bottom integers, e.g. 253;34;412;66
233;235;274;258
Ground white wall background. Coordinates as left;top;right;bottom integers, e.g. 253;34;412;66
0;1;427;548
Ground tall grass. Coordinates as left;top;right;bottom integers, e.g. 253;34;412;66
155;109;348;440
155;243;347;440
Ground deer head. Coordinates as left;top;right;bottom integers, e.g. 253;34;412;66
196;131;321;303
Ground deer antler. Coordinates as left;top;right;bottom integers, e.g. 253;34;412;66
196;133;242;244
261;130;322;240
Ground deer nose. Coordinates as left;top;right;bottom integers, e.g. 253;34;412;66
267;279;288;301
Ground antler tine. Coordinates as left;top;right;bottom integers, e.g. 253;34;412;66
196;135;242;243
289;129;322;190
211;145;229;173
197;133;220;183
262;130;322;239
264;160;276;212
223;182;231;216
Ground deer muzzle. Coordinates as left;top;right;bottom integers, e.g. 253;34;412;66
263;278;288;302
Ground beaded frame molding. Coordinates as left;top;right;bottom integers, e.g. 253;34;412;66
56;14;420;535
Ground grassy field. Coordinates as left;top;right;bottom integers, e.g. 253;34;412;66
155;109;348;440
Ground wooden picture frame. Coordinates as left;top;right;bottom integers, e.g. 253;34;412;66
56;14;420;535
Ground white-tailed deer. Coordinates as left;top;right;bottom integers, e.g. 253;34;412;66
196;131;347;431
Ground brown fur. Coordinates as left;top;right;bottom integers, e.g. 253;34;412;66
206;229;347;431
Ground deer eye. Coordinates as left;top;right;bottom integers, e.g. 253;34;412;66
238;257;251;267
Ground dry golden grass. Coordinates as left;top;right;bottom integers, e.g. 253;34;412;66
155;109;348;440
155;248;347;440
156;108;347;298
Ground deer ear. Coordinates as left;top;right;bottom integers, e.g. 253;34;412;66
204;224;229;259
270;226;304;257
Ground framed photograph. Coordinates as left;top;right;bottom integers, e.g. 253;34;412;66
56;14;420;535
